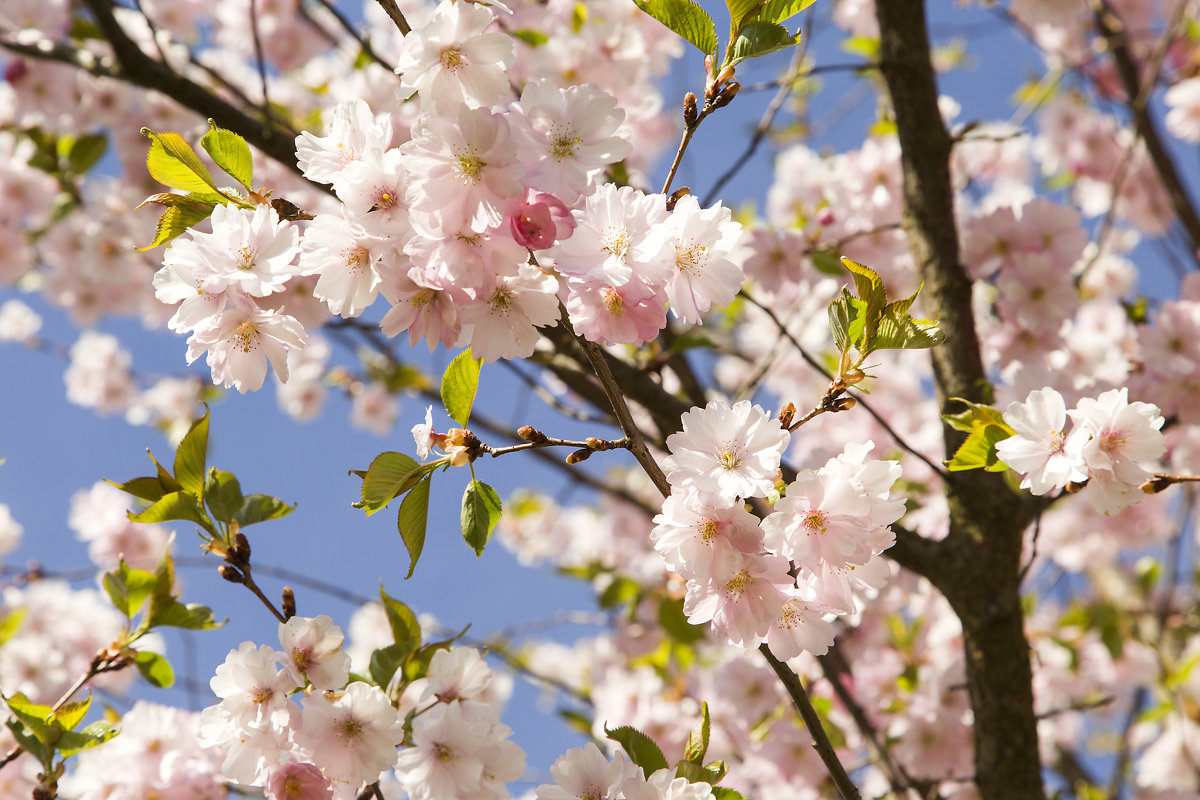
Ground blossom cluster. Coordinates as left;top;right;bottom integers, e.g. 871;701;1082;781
146;0;746;394
996;386;1165;515
194;614;525;800
652;399;905;657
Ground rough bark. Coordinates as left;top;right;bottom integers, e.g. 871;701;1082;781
872;2;1046;798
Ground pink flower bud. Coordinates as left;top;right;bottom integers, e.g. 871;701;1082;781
266;762;333;800
506;189;575;249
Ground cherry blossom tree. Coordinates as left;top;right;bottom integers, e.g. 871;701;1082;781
2;1;1200;799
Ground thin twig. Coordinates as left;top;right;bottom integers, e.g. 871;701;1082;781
249;0;273;132
568;326;672;498
758;643;862;800
739;290;950;480
309;0;394;71
373;0;412;36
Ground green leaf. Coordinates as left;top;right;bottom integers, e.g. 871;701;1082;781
461;480;502;556
674;760;726;784
138;203;214;250
359;452;435;515
200;122;253;190
725;0;766;28
511;28;549;46
827;290;857;355
63;132;108;175
943;398;1016;473
5;693;52;737
143;129;220;194
235;494;296;526
712;788;747;800
874;309;946;351
102;560;157;618
134;650;175;688
605;724;669;778
147;598;225;630
56;720;117;758
107;475;169;504
205;470;244;524
4;720;48;766
135;191;224;213
759;0;816;24
683;702;710;764
369;643;408;689
51;695;90;732
397;476;431;579
128;490;208;528
440;348;483;426
0;609;26;646
634;0;718;55
380;587;422;659
841;256;886;320
728;20;799;66
174;407;209;499
946;423;1013;473
810;249;844;276
599;576;641;611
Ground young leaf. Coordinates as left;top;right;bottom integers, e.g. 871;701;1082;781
634;0;718;55
55;720;118;758
460;480;502;556
235;494;295;526
134;650;175;688
174;407;210;499
369;643;408;689
946;425;1014;472
102;560;157;618
380;587;422;659
138;203;214;251
759;0;817;24
204;469;244;525
51;695;90;732
725;0;766;29
200;122;253;191
0;609;25;646
683;702;711;764
63;132;108;175
605;724;669;777
147;598;225;630
360;452;435;514
728;20;799;66
712;788;747;800
128;490;209;528
107;475;170;504
397;476;431;579
143;129;219;194
440;348;483;427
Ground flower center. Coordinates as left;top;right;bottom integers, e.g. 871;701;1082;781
549;124;581;160
337;716;363;743
440;47;465;71
697;517;719;543
602;287;624;316
714;441;743;471
725;570;751;599
233;321;259;353
675;239;708;275
235;244;258;271
453;149;485;183
600;224;631;260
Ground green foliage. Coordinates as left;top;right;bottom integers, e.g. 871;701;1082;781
397;477;431;579
200;120;254;191
461;480;502;556
827;256;945;371
139;124;255;248
683;702;711;764
3;692;117;770
633;0;717;55
441;348;483;426
173;406;209;497
133;650;175;688
58;132;108;176
0;609;25;646
358;452;438;515
943;397;1016;473
728;20;800;66
606;724;669;777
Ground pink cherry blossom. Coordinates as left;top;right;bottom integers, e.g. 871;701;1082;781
996;386;1088;495
662;400;790;505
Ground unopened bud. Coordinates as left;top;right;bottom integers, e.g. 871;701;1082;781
518;425;547;443
282;587;296;620
219;565;245;584
566;448;593;465
712;81;741;110
683;92;698;127
233;531;251;560
831;396;857;412
778;402;796;429
667;187;690;212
